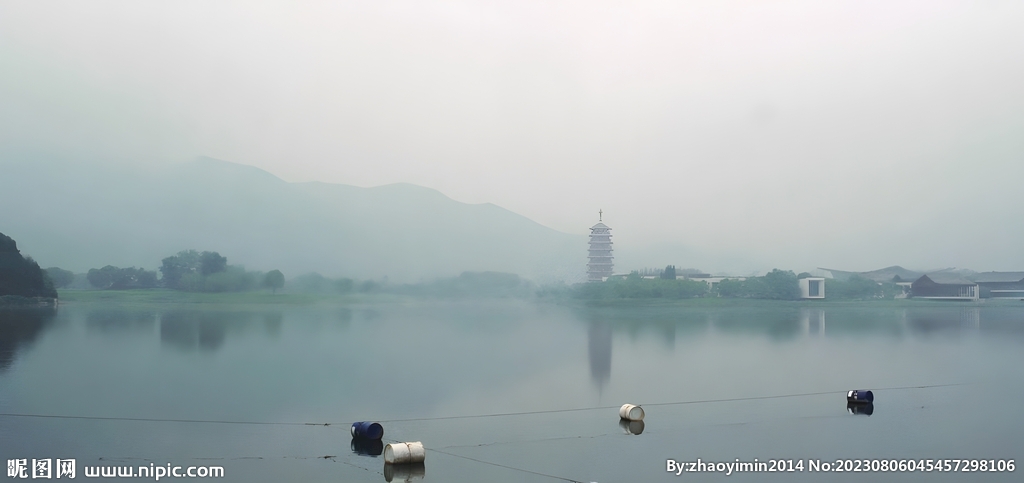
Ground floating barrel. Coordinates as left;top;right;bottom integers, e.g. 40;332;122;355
847;390;874;404
350;437;384;456
384;442;426;465
383;462;425;482
351;421;384;440
847;402;874;416
619;418;645;435
619;404;645;421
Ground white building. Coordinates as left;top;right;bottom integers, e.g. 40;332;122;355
587;217;613;282
799;277;825;299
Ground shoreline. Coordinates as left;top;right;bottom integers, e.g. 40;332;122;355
50;289;1024;308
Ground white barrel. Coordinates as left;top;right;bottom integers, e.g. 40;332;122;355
619;404;644;421
384;441;426;464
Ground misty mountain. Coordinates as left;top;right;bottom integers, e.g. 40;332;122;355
0;156;585;282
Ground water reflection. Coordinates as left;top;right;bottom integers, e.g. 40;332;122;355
587;322;612;391
800;308;825;337
579;304;1024;345
576;303;1024;390
707;310;804;339
5;303;1023;381
383;463;425;482
262;311;283;335
351;437;384;456
158;310;285;352
337;308;352;325
907;307;982;333
847;402;874;416
3;300;1022;483
87;309;156;334
619;418;645;435
160;311;228;351
0;307;56;372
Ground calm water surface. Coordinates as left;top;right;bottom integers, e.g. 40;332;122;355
2;300;1023;482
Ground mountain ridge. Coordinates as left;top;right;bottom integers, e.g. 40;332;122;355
0;156;586;282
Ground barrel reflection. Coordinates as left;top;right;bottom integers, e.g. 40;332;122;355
619;418;645;435
351;437;384;456
847;402;874;416
383;462;425;482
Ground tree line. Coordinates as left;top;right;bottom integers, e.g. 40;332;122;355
45;249;286;293
570;266;897;301
39;248;899;301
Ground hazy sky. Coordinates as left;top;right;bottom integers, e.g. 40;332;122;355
2;1;1022;272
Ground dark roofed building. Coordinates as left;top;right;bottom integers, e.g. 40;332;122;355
910;274;979;301
973;272;1024;298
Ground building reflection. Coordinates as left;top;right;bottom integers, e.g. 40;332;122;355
800;308;826;337
907;307;982;333
574;303;1024;392
588;321;612;392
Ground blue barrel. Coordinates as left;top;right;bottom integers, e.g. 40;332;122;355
350;437;384;456
847;390;874;404
847;402;874;416
350;421;384;440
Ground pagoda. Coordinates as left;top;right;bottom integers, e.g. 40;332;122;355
587;210;613;282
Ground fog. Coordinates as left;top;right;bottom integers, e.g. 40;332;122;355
2;1;1023;276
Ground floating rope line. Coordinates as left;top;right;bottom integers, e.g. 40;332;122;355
376;382;967;422
435;412;851;452
0;383;966;426
421;446;583;483
639;383;967;408
0;414;327;426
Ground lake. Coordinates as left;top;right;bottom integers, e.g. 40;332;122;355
2;299;1023;482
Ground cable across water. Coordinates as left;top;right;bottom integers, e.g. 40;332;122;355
0;382;965;426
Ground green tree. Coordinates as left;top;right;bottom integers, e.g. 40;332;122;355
178;273;205;292
203;266;258;293
160;250;228;289
86;266;116;289
160;250;201;289
717;278;746;297
762;269;800;300
87;266;158;290
359;280;380;292
716;270;798;300
263;270;285;293
660;265;677;280
334;278;354;293
199;251;227;276
0;232;57;300
45;267;75;289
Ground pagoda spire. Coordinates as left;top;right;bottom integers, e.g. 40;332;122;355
587;213;613;282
